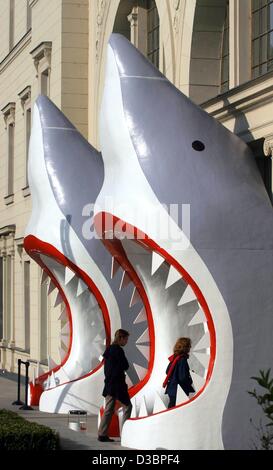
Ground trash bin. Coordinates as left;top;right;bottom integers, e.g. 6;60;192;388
68;410;87;431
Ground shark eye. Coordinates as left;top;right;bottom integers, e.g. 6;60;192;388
192;140;205;152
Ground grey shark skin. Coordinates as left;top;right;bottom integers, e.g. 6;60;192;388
107;34;273;449
25;96;150;394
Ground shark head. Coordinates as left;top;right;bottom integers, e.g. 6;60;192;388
24;96;154;415
95;33;273;449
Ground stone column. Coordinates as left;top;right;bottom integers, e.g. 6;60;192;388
229;0;252;88
128;6;148;57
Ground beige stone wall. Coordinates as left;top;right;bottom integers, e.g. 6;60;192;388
0;0;11;61
0;0;87;377
61;0;89;139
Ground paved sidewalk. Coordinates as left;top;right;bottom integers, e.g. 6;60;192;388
0;371;128;450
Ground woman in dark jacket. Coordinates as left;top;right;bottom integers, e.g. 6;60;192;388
163;337;195;408
98;329;132;442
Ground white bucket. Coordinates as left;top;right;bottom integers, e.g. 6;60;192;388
68;422;80;432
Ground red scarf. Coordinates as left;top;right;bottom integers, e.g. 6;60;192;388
162;354;182;388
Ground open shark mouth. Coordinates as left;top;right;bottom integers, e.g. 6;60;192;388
24;235;110;392
25;232;155;401
95;212;216;416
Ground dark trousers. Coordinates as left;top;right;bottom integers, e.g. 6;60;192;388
98;395;132;437
167;395;176;409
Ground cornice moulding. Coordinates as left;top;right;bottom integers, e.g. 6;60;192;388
0;31;31;74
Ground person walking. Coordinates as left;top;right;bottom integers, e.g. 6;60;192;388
98;328;132;442
163;337;195;408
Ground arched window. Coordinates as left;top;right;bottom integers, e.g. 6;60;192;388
113;0;160;68
252;0;273;78
189;0;229;104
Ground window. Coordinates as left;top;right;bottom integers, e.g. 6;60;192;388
147;0;159;68
30;42;52;97
18;86;31;194
5;256;12;343
24;261;30;352
7;123;14;197
40;278;48;363
114;1;160;69
41;69;49;96
25;108;31;180
252;0;273;78
1;102;16;204
26;0;32;31
9;0;15;50
221;3;229;92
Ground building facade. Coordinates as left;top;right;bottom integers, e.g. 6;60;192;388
0;0;272;378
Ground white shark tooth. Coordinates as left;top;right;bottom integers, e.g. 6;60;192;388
153;393;167;413
136;344;150;361
89;293;98;309
192;351;210;368
176;386;189;405
165;265;183;289
94;342;105;355
119;271;131;290
61;322;70;335
136;328;149;344
47;355;58;370
32;367;36;384
133;363;148;380
138;396;148;417
58;345;67;362
130;287;142;307
65;266;76;285
111;257;120;278
49;371;56;388
188;308;206;326
151;251;165;275
191;371;206;391
117;406;125;432
58;307;68;322
36;361;43;377
54;292;63;307
41;270;48;284
125;373;133;388
61;340;68;351
178;285;197;306
203;322;208;333
194;331;210;350
61;334;70;348
133;307;147;324
130;397;137;418
77;279;88;296
43;377;50;390
47;279;56;295
93;332;105;343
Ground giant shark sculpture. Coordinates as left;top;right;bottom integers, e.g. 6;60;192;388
24;34;273;449
24;96;154;415
93;34;273;450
